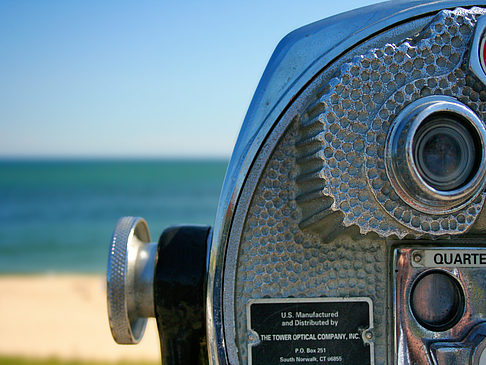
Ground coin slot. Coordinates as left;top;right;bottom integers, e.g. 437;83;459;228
410;270;465;332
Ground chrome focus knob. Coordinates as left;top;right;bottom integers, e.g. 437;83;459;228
107;216;211;363
107;216;157;344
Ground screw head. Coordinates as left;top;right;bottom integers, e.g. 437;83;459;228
364;330;373;340
413;253;422;263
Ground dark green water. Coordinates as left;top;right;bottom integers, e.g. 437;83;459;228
0;159;228;273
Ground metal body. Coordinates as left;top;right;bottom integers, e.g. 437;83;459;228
207;1;486;364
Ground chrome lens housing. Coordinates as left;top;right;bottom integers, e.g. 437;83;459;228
386;96;486;214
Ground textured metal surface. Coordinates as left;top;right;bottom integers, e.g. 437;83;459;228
221;13;438;365
232;124;388;364
210;2;486;365
207;3;486;362
218;5;486;365
295;7;486;239
107;216;151;344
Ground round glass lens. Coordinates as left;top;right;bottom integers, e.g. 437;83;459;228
414;116;477;191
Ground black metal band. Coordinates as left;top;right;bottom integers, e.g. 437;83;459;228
154;225;211;365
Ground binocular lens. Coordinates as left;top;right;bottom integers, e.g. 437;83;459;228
414;115;479;191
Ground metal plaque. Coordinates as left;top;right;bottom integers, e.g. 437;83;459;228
247;298;374;365
411;249;486;268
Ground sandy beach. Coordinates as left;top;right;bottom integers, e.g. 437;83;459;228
0;275;161;362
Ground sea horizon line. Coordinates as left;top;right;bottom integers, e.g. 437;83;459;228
0;155;231;163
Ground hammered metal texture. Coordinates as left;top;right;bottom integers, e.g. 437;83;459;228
232;7;486;365
107;216;135;344
234;124;388;364
296;7;486;238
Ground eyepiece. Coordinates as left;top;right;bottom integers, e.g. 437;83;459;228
386;96;486;214
413;114;480;192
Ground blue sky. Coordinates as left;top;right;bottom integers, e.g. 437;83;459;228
0;0;381;158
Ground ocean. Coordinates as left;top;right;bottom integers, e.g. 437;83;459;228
0;159;228;273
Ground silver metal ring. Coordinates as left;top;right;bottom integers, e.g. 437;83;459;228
472;336;486;365
470;14;486;87
107;216;156;344
385;96;486;214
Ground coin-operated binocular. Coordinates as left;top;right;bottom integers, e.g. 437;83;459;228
107;1;486;364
